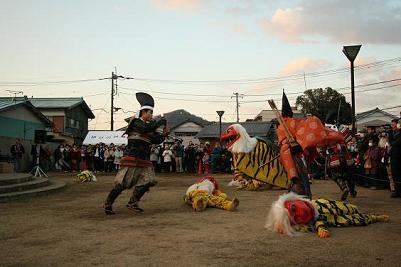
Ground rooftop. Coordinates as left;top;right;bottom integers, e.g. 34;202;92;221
196;121;274;138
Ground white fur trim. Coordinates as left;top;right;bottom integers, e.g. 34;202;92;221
265;192;318;236
186;180;215;195
229;124;257;153
140;105;154;111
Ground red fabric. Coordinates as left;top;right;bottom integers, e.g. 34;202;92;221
277;116;345;179
198;176;220;191
284;199;315;225
120;156;153;168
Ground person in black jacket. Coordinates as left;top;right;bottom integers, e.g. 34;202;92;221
390;119;401;198
104;93;167;215
10;139;25;172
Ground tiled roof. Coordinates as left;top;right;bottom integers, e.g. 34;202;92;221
196;121;274;138
0;97;52;126
25;97;94;118
0;97;28;110
356;107;397;120
123;109;211;130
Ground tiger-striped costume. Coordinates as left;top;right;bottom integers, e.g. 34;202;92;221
312;198;388;233
266;192;389;238
232;138;289;189
221;124;289;190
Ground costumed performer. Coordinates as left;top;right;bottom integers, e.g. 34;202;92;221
103;92;167;215
266;192;389;238
184;176;239;212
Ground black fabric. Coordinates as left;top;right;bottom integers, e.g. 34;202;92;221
281;91;293;118
125;118;165;160
136;92;154;108
390;130;401;194
130;183;157;203
105;185;124;206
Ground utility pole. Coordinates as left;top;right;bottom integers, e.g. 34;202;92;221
111;72;116;131
231;92;243;123
110;70;133;130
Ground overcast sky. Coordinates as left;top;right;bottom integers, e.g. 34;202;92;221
1;0;400;130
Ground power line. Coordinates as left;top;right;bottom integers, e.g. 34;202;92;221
0;77;110;86
126;57;401;85
116;78;401;103
118;86;230;97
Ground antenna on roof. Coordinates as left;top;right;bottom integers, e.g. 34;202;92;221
6;90;23;103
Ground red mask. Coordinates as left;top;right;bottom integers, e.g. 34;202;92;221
284;200;315;225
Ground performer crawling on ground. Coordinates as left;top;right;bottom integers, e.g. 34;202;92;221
184;176;239;212
265;192;389;238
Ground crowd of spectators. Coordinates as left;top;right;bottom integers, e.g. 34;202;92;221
310;119;401;197
33;140;232;175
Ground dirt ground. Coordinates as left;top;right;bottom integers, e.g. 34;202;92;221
1;172;401;267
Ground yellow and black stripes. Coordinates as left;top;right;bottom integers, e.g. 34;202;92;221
232;139;289;189
313;199;380;232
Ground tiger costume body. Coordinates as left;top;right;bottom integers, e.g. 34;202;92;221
221;124;289;190
266;192;389;238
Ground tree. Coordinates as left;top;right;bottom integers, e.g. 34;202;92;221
295;87;352;124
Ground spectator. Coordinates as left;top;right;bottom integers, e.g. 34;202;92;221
173;141;184;173
378;132;392;192
80;145;88;171
210;143;223;173
55;145;71;172
93;144;101;173
10;139;25;172
150;144;160;170
70;144;81;172
196;143;205;174
86;144;94;171
390;119;401;198
114;145;123;171
63;145;72;170
162;144;173;172
363;137;381;189
202;142;212;174
185;142;196;173
104;144;115;172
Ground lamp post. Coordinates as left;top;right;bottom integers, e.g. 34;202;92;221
343;45;361;134
216;111;225;145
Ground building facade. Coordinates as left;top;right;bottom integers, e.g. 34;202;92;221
0;97;52;171
356;107;399;131
29;97;95;144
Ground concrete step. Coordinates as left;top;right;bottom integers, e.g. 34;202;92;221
0;177;51;194
0;180;66;202
0;173;33;186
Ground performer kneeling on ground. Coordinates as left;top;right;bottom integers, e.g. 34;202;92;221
184;176;239;212
266;192;389;238
104;92;167;215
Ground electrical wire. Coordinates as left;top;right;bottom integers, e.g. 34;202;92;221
126;57;401;85
0;77;110;86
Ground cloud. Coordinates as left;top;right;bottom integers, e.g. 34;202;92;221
225;1;257;16
258;0;401;44
281;57;330;75
228;25;252;36
151;0;204;11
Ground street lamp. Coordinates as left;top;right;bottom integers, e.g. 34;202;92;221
343;45;361;134
216;111;225;145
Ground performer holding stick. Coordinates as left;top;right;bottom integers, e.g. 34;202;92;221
103;92;167;215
